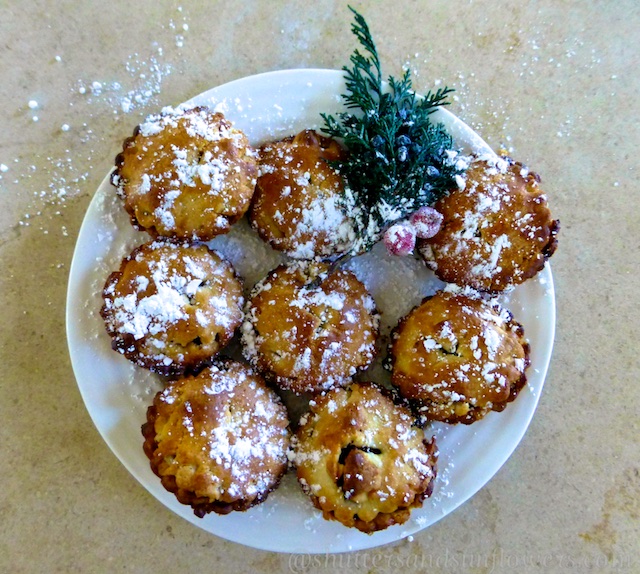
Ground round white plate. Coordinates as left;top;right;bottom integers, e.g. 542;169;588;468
66;69;555;554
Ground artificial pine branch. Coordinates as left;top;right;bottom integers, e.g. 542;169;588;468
321;6;465;253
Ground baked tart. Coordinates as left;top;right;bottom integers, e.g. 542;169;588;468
389;290;530;424
241;261;379;394
293;382;438;533
142;359;291;517
101;240;244;376
249;129;356;259
112;106;257;240
418;154;559;292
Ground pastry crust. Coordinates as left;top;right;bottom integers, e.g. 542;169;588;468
389;290;530;424
249;130;356;259
142;359;291;517
101;240;244;376
112;106;257;240
241;261;379;394
294;382;438;533
418;155;559;292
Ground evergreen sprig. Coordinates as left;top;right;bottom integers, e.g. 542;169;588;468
321;7;464;253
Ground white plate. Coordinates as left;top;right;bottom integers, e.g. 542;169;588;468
66;69;556;553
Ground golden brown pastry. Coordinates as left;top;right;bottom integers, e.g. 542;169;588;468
388;290;530;424
293;382;438;533
101;240;244;376
418;155;559;292
249;130;356;259
112;106;258;240
241;261;379;394
142;359;291;517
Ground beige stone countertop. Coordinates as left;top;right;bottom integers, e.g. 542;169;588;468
1;1;638;572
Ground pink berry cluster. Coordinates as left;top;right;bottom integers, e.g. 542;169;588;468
383;206;443;257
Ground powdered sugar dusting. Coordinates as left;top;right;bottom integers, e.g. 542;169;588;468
156;362;290;501
294;383;437;525
113;267;188;340
253;135;357;259
101;240;244;370
240;261;379;393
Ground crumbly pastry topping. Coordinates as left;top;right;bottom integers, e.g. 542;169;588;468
293;382;437;533
250;130;357;260
101;240;244;375
142;360;291;516
241;261;379;394
389;290;530;424
112;106;257;241
418;154;559;292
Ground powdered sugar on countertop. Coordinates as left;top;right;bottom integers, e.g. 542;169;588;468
0;6;190;242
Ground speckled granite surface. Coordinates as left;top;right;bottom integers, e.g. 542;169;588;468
1;1;638;572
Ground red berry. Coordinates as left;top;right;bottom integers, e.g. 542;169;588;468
409;206;443;239
383;223;416;256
